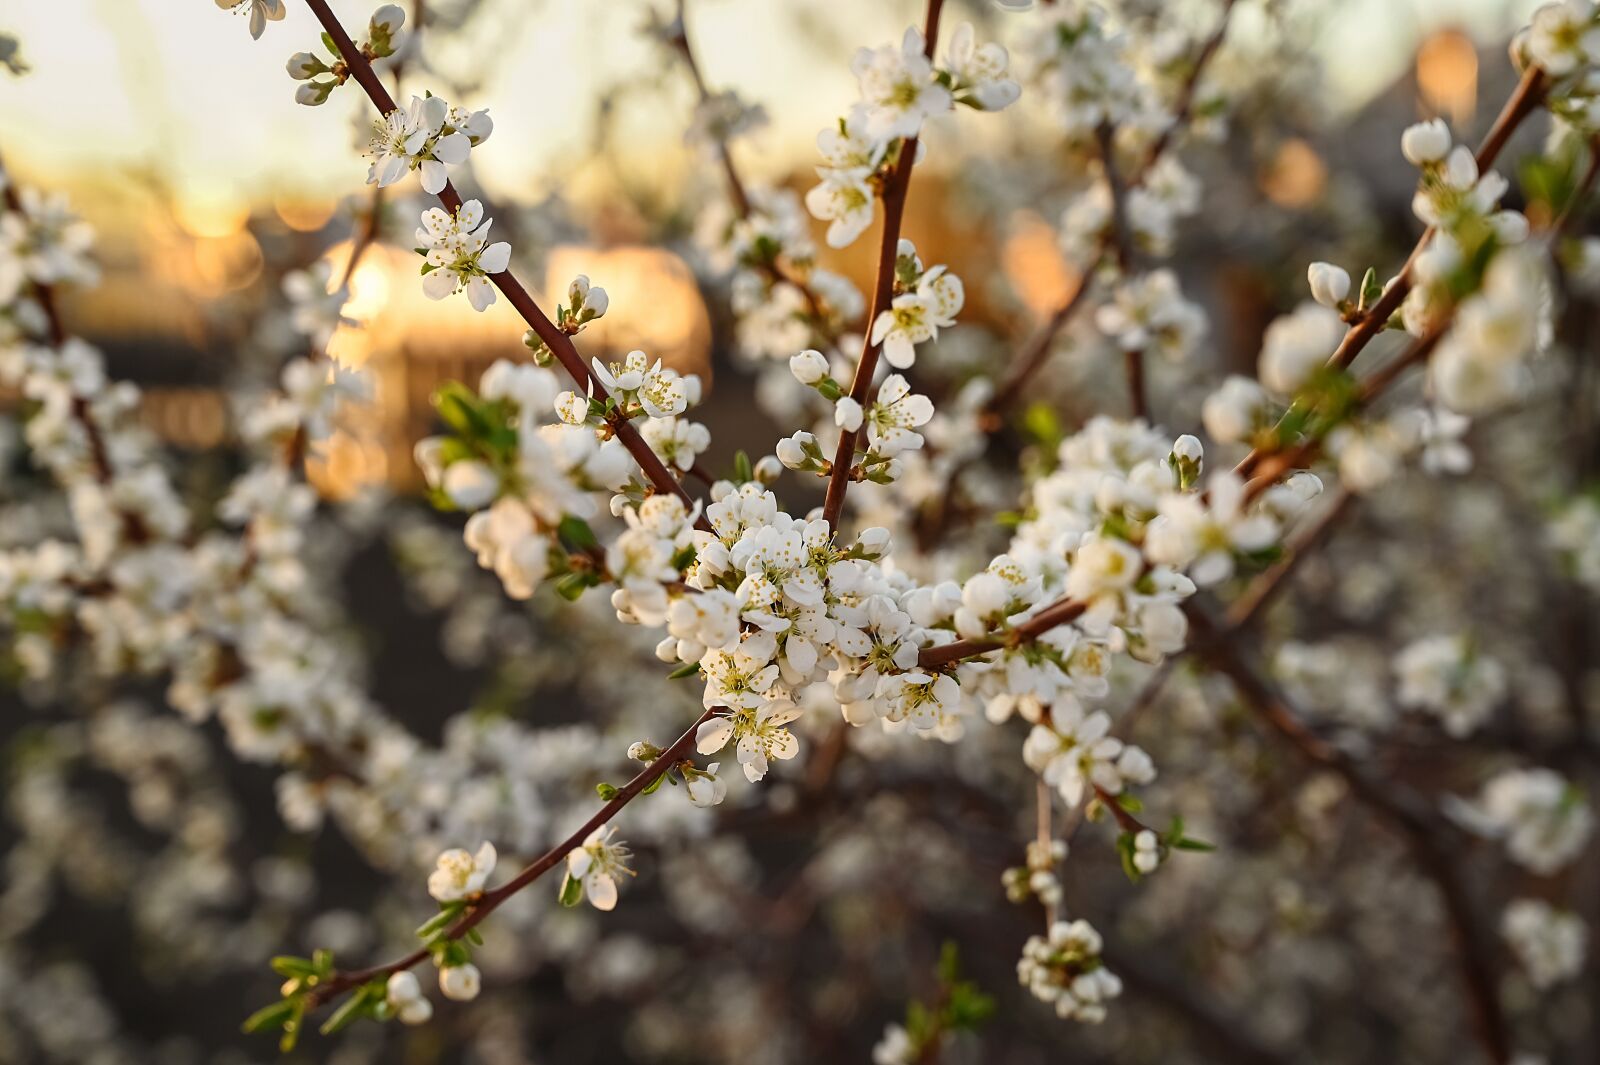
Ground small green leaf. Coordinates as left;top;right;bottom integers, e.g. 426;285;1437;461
270;955;317;979
667;661;701;680
555;571;594;601
733;450;754;483
242;998;297;1035
1173;837;1217;852
319;987;376;1036
279;1001;307;1052
596;782;620;800
557;515;599;552
1358;266;1380;311
415;905;461;940
559;872;584;907
640;772;667;795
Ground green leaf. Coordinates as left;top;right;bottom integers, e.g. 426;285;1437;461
279;1001;306;1053
946;982;996;1030
1021;401;1064;452
937;941;962;985
415;905;461;940
555;571;594;601
1358;266;1381;311
733;450;754;483
269;955;317;979
465;927;484;946
319;987;376;1036
596;781;620;800
1173;837;1217;852
559;872;584;907
557;515;599;553
667;661;701;680
640;771;667;795
433;382;485;437
241;998;297;1035
1116;793;1144;814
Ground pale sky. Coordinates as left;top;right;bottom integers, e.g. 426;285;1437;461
0;0;1547;219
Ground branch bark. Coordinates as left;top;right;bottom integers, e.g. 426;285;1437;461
819;0;945;532
301;0;709;532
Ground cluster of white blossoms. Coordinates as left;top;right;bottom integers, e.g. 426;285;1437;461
1392;634;1507;738
365;93;493;194
0;187;96;299
414;199;512;311
1093;268;1205;363
1016;919;1122;1023
1002;836;1069;910
804;24;1017;249
1022;703;1154;807
1453;767;1594;875
696;183;862;376
1518;0;1600;77
41;0;1592;1047
1393;119;1549;413
1501;898;1588;989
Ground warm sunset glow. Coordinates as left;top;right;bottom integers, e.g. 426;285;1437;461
1418;28;1480;125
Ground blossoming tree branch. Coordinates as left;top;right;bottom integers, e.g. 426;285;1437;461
1;0;1598;1061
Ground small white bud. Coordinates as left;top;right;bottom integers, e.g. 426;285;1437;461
285;51;326;80
438;962;482;1002
1306;262;1351;308
1400;118;1451;166
753;455;782;484
789;348;829;386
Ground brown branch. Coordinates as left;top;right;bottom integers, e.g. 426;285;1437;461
924;339;1412;676
300;0;709;532
1238;330;1443;502
1184;607;1510;1065
306;706;717;1008
664;0;840;348
819;0;945;532
1129;0;1239;184
1236;65;1548;479
985;276;1095;417
985;0;1239;419
1223;488;1353;628
917;595;1086;670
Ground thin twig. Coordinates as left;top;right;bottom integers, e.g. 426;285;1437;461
1185;607;1511;1065
300;0;709;532
306;706;717;1007
1236;65;1549;479
818;0;946;532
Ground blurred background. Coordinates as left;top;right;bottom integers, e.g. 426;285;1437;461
0;0;1552;496
1;1;1595;1064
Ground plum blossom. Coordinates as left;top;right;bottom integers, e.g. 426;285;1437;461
427;841;497;902
415;199;512;311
